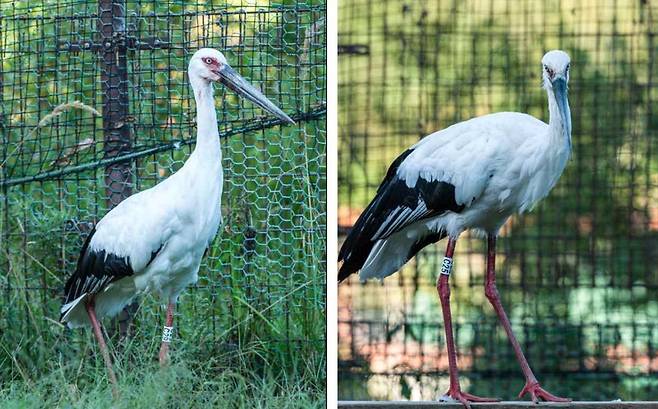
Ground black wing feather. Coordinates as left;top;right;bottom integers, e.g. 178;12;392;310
61;228;141;319
338;149;463;282
406;230;447;262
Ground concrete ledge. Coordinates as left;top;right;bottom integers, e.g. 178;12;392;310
338;402;658;409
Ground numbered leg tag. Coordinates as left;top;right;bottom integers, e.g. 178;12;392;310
440;256;453;276
162;326;174;343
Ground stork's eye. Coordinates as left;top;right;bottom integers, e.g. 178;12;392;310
544;65;554;77
203;57;214;65
566;63;570;72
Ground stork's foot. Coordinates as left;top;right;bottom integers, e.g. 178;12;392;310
518;381;571;403
440;389;500;409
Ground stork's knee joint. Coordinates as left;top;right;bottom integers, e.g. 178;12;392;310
485;283;499;300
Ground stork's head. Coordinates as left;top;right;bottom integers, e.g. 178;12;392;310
188;48;294;124
541;50;571;139
541;50;570;89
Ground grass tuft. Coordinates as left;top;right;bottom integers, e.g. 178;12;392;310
1;360;323;409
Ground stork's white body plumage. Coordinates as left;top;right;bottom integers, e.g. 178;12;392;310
360;111;571;281
59;49;293;390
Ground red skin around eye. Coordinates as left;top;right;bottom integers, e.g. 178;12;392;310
204;58;220;70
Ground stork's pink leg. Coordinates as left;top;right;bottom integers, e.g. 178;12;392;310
86;299;119;399
158;302;175;367
484;234;570;403
437;237;499;408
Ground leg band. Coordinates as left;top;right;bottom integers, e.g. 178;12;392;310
440;256;453;276
162;326;174;343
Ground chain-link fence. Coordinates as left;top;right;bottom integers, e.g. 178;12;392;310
338;0;658;401
0;0;326;383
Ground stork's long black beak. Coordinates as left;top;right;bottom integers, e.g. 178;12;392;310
218;65;295;125
552;77;572;141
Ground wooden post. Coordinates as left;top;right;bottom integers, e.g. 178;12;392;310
98;0;132;209
98;0;135;338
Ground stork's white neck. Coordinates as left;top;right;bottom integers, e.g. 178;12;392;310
190;75;221;160
546;89;572;154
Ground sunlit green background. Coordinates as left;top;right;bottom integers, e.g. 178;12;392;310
338;0;658;401
0;0;326;405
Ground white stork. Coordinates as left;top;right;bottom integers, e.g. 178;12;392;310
338;50;573;406
60;48;293;394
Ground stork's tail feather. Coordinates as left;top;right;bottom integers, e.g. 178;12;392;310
362;227;446;281
59;279;137;328
339;223;448;282
60;293;89;324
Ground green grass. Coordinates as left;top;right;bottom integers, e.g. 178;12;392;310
0;278;326;406
1;352;323;409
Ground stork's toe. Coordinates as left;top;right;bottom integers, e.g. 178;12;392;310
440;390;500;409
519;381;571;403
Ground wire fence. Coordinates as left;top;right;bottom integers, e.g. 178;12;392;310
338;0;658;401
0;0;326;382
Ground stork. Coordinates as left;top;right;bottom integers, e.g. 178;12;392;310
338;50;573;406
60;48;293;395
